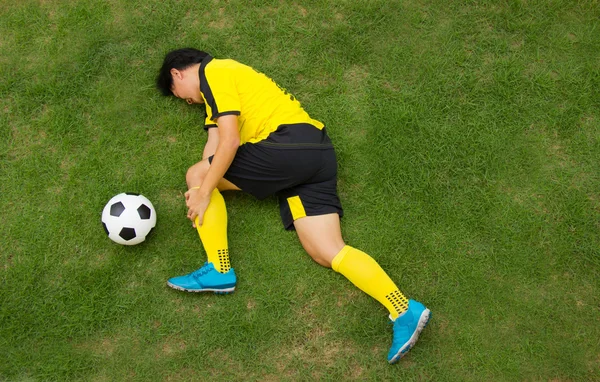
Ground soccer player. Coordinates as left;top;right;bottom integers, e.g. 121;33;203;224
156;48;431;363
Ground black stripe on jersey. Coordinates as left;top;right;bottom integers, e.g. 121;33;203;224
213;111;241;119
204;123;218;131
199;55;219;119
198;55;241;122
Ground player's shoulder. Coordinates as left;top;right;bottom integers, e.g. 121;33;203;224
205;58;263;88
206;58;251;73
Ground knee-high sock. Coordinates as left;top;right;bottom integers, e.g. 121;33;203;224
332;245;408;319
194;189;230;273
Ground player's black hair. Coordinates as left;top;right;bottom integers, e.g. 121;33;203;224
156;48;209;96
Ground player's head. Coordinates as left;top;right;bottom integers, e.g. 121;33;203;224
156;48;208;97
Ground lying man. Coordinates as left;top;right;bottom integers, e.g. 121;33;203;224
156;48;431;363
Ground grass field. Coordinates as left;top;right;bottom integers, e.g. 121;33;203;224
1;0;599;380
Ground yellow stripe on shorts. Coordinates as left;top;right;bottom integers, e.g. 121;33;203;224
287;195;307;220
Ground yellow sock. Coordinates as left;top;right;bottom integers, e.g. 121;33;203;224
332;246;408;319
194;189;231;273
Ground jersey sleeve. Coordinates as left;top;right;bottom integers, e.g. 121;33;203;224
203;66;241;121
204;115;217;131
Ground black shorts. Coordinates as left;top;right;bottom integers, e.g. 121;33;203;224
209;124;343;230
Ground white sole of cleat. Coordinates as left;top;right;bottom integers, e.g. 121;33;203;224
166;282;235;294
389;308;431;364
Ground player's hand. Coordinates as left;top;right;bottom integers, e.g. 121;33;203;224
185;188;211;227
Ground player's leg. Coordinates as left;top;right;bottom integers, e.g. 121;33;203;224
293;213;431;363
187;159;238;274
170;137;310;294
167;158;238;293
293;213;409;315
290;213;344;267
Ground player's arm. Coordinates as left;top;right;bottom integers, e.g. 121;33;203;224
188;114;239;224
202;127;219;159
200;114;239;195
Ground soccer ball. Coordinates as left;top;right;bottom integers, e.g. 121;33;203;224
101;193;157;245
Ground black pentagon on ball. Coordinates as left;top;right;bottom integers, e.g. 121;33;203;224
125;192;139;196
137;204;152;220
119;227;137;241
110;201;126;217
102;222;109;235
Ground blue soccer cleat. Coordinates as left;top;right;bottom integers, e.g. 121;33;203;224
167;262;236;294
388;299;431;364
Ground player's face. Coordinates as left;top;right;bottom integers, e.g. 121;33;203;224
170;68;203;105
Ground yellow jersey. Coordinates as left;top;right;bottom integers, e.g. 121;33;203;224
199;55;324;145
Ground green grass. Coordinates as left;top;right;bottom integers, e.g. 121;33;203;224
1;0;599;380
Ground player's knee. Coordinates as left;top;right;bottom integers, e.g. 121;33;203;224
307;245;344;268
186;160;209;187
310;253;333;268
307;247;342;268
